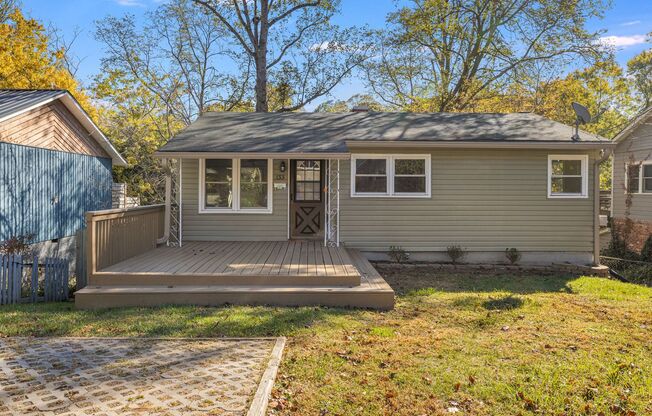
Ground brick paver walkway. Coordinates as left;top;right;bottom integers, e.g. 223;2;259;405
0;337;279;416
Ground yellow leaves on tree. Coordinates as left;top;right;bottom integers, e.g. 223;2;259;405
0;9;96;118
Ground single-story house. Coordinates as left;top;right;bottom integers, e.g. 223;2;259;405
611;106;652;251
75;110;613;310
0;89;126;270
156;111;614;264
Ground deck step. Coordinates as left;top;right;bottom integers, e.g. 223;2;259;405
90;272;360;287
75;284;395;310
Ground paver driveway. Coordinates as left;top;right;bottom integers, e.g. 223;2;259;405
0;337;283;416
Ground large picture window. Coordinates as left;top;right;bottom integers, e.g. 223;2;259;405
547;155;588;198
351;155;430;197
200;158;272;213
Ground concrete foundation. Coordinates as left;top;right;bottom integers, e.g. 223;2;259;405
363;250;595;266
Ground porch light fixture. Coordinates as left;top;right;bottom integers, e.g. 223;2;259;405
280;161;286;173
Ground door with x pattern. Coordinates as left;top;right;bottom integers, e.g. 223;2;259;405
290;160;324;238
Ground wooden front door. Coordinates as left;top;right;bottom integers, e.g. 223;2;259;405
290;160;324;238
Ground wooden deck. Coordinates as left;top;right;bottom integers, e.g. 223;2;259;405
92;241;361;287
76;242;394;310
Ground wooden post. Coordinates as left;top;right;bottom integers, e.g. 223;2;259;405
86;212;96;284
31;255;38;302
1;255;5;305
63;259;69;300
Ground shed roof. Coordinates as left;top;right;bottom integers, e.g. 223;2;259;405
157;111;612;155
0;89;127;166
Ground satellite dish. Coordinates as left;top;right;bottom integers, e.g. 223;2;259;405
571;102;592;141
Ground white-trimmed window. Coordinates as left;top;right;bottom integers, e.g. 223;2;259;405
627;162;652;194
547;155;588;198
351;154;431;197
199;158;273;213
644;164;652;193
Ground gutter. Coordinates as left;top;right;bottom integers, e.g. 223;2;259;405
153;151;351;159
594;148;613;265
345;140;616;150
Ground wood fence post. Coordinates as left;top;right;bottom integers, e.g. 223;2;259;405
31;255;38;302
1;255;5;305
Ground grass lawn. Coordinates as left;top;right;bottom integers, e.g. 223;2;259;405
1;267;651;415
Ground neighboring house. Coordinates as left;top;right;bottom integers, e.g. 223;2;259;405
155;111;613;265
611;107;652;252
0;89;126;267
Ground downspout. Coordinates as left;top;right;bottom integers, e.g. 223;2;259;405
594;149;613;265
157;158;171;245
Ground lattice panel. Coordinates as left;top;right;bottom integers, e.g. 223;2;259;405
325;159;341;247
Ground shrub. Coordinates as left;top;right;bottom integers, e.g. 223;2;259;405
604;231;639;260
0;234;34;256
446;244;466;265
505;248;521;265
388;246;410;263
640;235;652;263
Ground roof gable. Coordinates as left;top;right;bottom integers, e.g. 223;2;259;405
0;89;127;166
613;106;652;144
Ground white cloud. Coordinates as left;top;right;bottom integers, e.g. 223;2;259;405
620;20;641;26
599;34;648;48
114;0;144;6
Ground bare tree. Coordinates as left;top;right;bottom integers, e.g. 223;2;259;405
49;26;84;77
365;0;609;112
192;0;370;112
96;0;250;124
0;0;17;23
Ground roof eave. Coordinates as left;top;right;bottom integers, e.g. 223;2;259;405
153;151;352;159
345;140;616;150
58;94;128;167
613;106;652;144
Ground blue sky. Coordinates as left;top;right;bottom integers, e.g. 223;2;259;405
21;0;652;110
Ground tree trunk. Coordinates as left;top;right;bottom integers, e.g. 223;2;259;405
255;1;270;112
254;50;268;112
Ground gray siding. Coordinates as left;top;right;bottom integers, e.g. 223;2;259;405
613;119;652;221
180;150;598;255
181;158;288;241
339;149;597;253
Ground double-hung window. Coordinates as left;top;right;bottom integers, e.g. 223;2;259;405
200;158;272;213
351;155;431;197
644;164;652;193
627;162;652;194
547;155;588;198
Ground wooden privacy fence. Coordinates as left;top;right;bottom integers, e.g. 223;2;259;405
0;255;69;305
86;205;165;277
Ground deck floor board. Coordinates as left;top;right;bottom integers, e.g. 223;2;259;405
101;241;361;278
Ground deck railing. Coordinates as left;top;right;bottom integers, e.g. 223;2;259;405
86;205;165;278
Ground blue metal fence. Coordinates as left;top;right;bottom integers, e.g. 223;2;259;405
0;142;112;243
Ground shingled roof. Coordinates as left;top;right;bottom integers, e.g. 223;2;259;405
157;111;613;155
